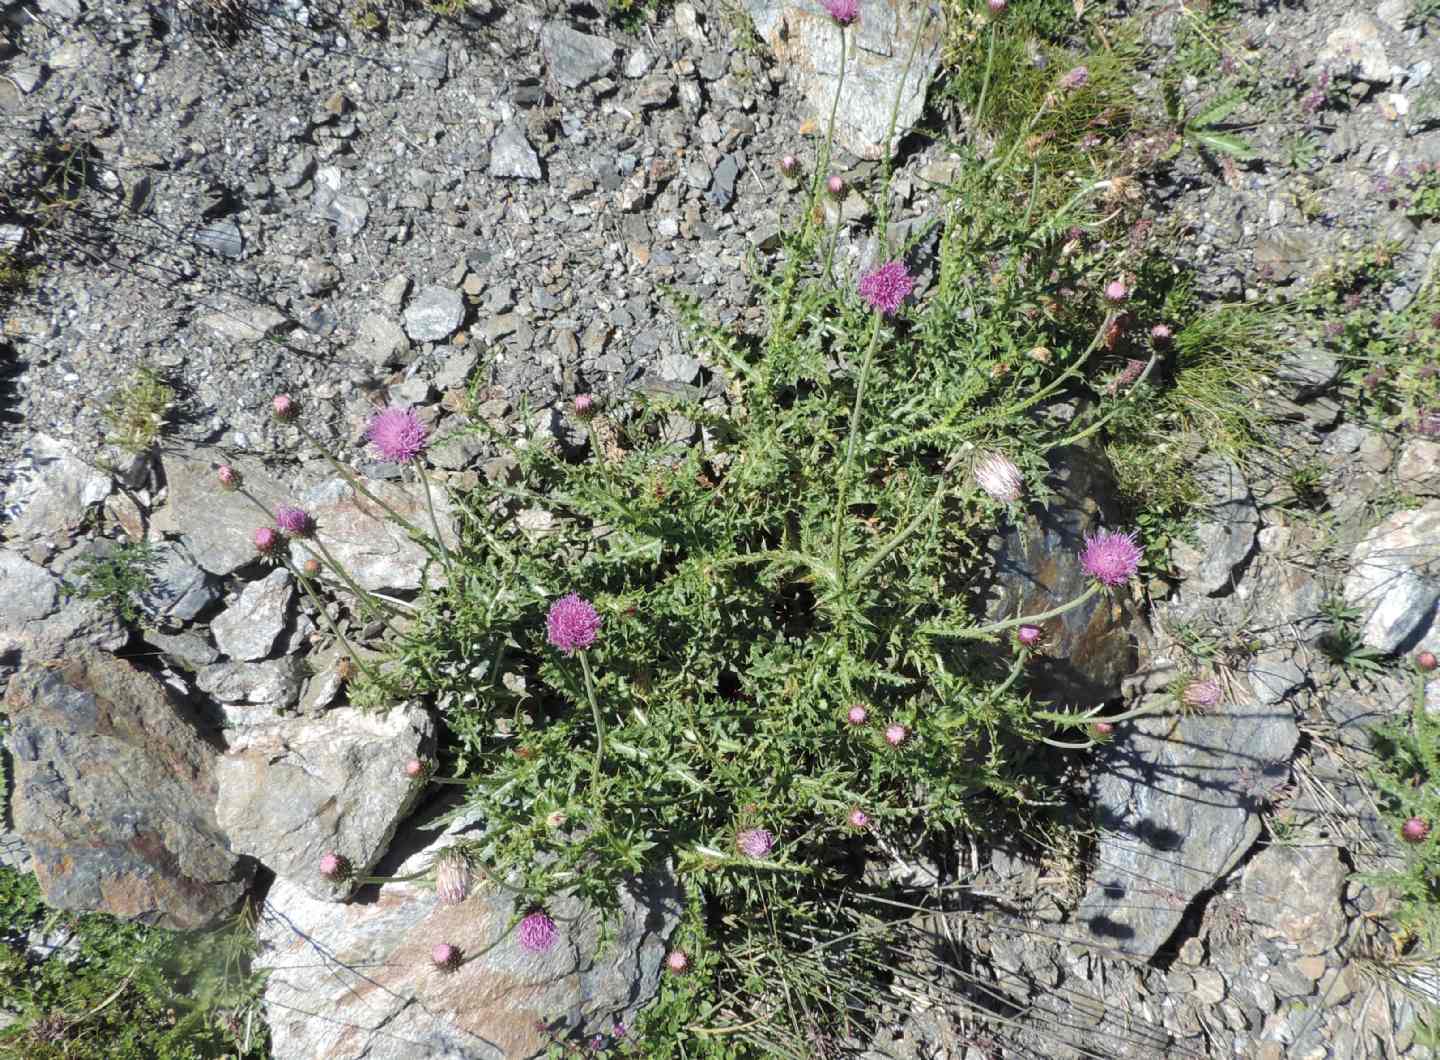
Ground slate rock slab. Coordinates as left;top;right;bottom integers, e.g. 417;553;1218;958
986;441;1137;705
290;475;454;592
1240;844;1346;955
210;568;292;661
539;22;618;89
742;0;944;160
1342;500;1440;653
214;704;432;901
1168;456;1260;596
402;285;465;342
4;654;253;929
257;817;681;1059
1071;687;1300;959
137;539;220;623
3;433;112;542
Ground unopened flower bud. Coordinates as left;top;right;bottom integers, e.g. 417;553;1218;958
431;942;461;971
318;851;351;881
826;174;845;199
301;557;322;578
1418;651;1438;672
1017;625;1042;647
272;394;297;421
217;465;241;491
665;950;690;974
779;154;799;176
433;847;473;906
988;0;1006;12
404;758;427;778
1402;817;1431;843
1150;323;1172;341
1091;720;1115;737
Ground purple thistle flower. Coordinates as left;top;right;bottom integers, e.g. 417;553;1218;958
546;593;601;654
988;0;1006;12
1059;66;1089;91
1079;528;1142;587
1150;323;1173;341
404;758;428;778
1403;817;1431;843
665;950;690;974
1017;624;1042;647
275;505;315;538
826;174;846;199
518;911;558;953
318;852;350;881
217;465;241;491
272;394;298;421
884;723;909;747
1104;280;1129;304
573;393;596;418
431;942;461;971
736;828;774;858
1182;678;1222;710
254;526;281;555
847;808;869;830
821;0;858;25
846;703;868;726
858;260;915;317
779;155;799;176
366;406;430;463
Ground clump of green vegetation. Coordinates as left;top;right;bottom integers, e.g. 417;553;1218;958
0;868;268;1058
62;541;158;625
102;368;174;455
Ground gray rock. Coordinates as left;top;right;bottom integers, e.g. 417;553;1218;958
258;820;681;1058
352;313;411;367
1071;690;1299;959
194;220;243;259
489;125;542;181
743;0;944;159
412;46;448;83
298;258;340;296
429;420;486;470
215;704;431;901
289;475;454;592
211;568;292;662
1342;501;1440;652
659;352;702;384
988;441;1138;705
4;654;253;929
1241;845;1346;954
1252;230;1316;284
196;657;305;712
1396;439;1440;495
539;22;618;89
403;286;465;343
707;153;740;209
0;551;58;623
198;305;290;343
142;628;220;671
3;434;112;542
319;193;369;237
1317;13;1392;84
1168;457;1259;595
137;540;220;623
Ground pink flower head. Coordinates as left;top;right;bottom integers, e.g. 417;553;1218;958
826;174;845;199
546;593;601;654
431;942;461;970
1091;720;1115;737
779;154;799;176
217;464;241;491
318;851;350;881
974;452;1023;503
253;526;281;555
1182;678;1222;710
1402;817;1431;843
1150;323;1173;341
665;949;690;974
821;0;858;25
433;847;472;906
885;723;909;747
1418;651;1438;672
366;406;430;463
846;703;869;726
1079;528;1141;587
1059;65;1089;91
272;394;298;421
988;0;1006;12
1104;280;1129;304
1017;624;1042;647
301;557;322;578
858;260;914;317
275;505;315;538
736;828;774;858
404;758;427;778
573;393;596;418
518;911;558;953
847;808;869;830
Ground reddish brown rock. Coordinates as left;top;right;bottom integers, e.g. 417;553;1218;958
4;653;252;929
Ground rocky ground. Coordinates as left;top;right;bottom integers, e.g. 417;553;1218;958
2;0;1440;1055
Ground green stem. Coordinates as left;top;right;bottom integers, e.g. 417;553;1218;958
1053;350;1161;449
974;23;998;146
294;422;428;543
821;27;848;284
578;651;604;812
831;314;886;589
1032;696;1167;728
289;560;381;687
417;465;453;580
934;582;1102;642
849;451;964;588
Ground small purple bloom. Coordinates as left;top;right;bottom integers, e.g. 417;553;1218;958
846;704;869;726
318;852;350;880
217;465;241;491
821;0;858;25
1079;528;1142;587
884;723;909;747
518;911;558;953
665;950;690;974
736;828;774;858
1183;678;1222;710
546;593;601;654
1059;65;1089;91
826;174;846;199
573;393;595;417
366;406;430;463
1103;280;1128;304
847;808;869;829
1017;624;1042;647
275;505;315;538
272;394;298;421
858;260;915;317
431;942;461;970
779;155;799;176
254;526;280;555
1150;323;1173;342
988;0;1006;12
